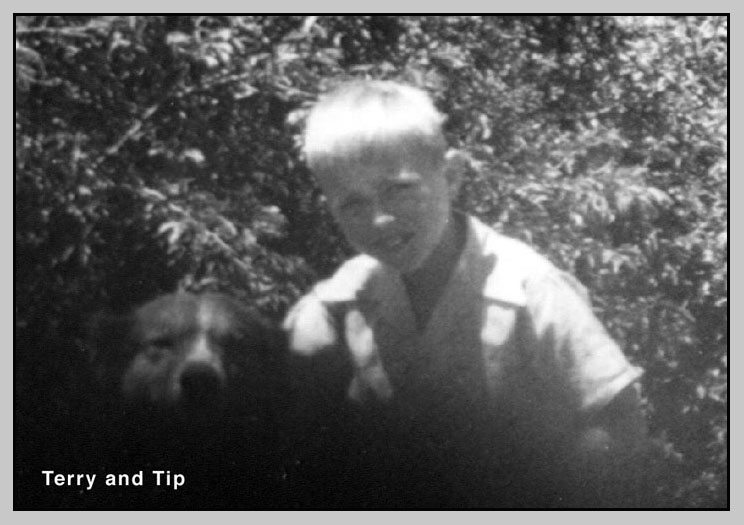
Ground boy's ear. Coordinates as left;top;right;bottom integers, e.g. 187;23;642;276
443;149;469;199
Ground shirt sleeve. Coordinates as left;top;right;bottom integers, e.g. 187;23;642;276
522;270;643;414
282;289;340;356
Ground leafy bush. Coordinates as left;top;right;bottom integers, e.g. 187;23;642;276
15;15;727;507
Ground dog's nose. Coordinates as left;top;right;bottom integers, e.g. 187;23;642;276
179;363;224;405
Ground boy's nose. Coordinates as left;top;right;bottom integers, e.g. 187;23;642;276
370;200;397;228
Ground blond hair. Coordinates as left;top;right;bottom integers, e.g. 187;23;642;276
303;80;448;175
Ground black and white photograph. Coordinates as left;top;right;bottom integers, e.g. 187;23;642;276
14;14;728;510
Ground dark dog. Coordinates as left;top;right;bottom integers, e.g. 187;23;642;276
74;292;292;509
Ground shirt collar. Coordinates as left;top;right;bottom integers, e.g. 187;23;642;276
466;215;529;308
315;214;530;309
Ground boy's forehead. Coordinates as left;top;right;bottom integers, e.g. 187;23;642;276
319;138;442;173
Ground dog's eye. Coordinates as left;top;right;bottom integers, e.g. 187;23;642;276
218;333;244;353
150;337;172;349
145;338;172;361
220;333;259;365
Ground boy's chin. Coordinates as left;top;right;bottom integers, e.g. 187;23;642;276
371;249;429;274
355;236;438;273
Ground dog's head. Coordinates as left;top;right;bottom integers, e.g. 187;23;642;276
89;292;286;422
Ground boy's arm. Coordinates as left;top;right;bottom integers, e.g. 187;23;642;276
523;271;652;506
282;291;353;416
571;382;657;507
576;382;648;459
280;293;354;486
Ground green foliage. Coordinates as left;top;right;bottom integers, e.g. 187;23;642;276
15;15;727;507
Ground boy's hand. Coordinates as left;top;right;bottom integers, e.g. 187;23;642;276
577;383;648;458
572;383;656;507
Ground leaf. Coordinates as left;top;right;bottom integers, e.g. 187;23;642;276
180;148;205;165
647;187;672;207
234;83;259;100
139;188;167;201
158;220;187;246
166;31;191;46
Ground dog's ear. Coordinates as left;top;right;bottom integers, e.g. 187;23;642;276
209;294;286;354
248;310;289;356
85;310;134;386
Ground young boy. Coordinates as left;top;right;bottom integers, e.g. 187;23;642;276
283;80;650;508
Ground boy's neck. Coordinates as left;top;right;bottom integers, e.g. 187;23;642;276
402;212;466;330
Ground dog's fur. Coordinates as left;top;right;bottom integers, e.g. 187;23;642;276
70;292;291;509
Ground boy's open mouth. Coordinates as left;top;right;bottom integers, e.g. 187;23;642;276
375;233;414;253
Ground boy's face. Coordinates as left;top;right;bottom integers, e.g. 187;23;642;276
317;153;454;273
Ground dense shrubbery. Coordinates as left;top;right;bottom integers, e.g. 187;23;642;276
15;15;727;507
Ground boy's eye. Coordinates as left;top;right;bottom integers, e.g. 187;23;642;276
383;182;418;202
339;198;371;218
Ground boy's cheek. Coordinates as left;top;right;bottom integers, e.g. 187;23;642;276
338;224;373;252
353;238;383;258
